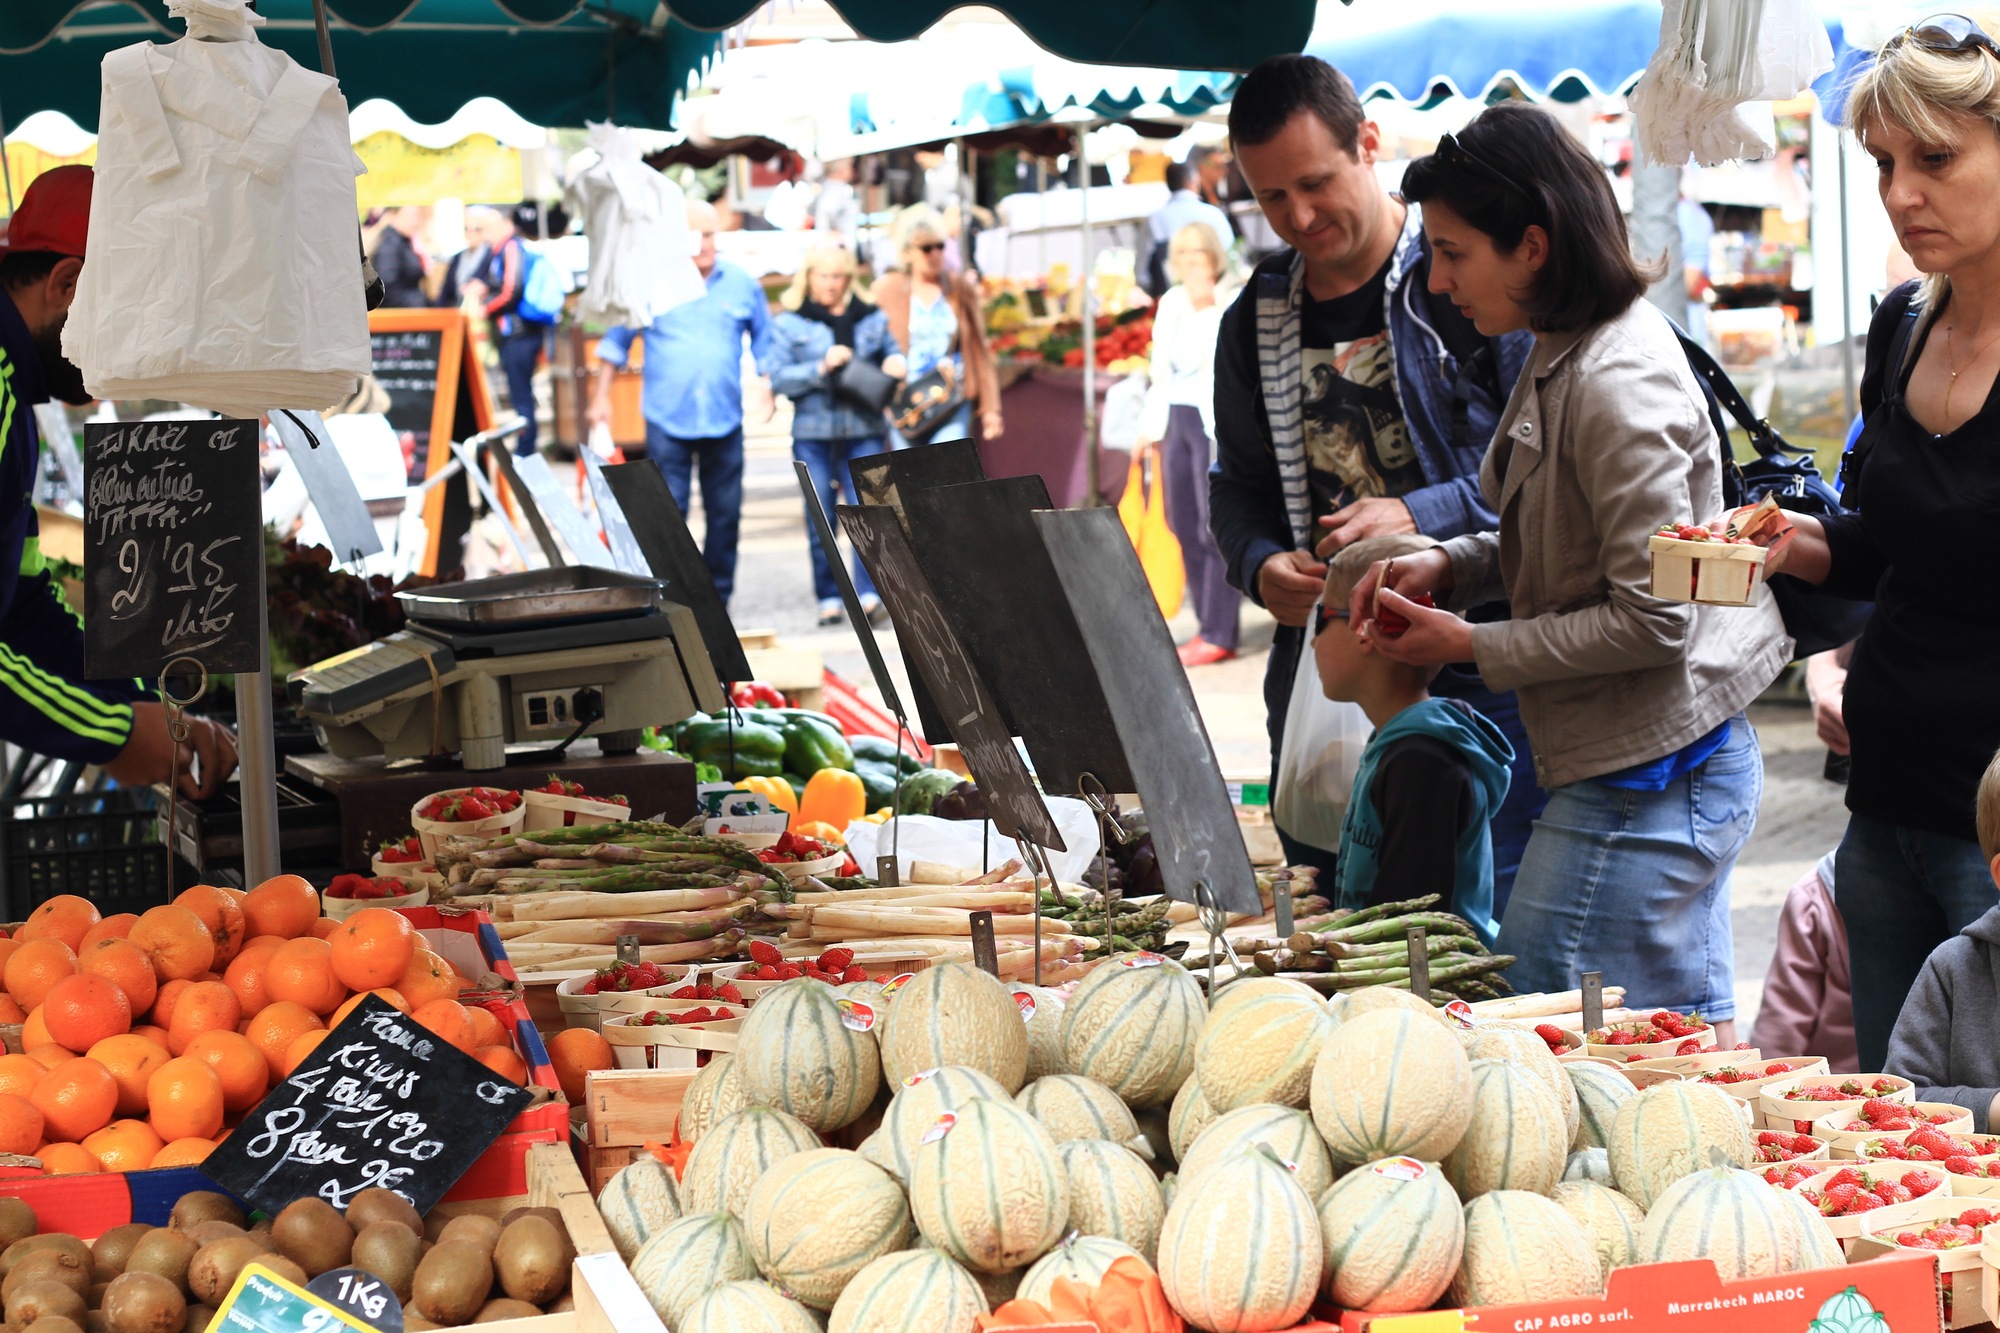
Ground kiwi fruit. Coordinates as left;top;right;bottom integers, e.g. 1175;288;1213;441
344;1192;422;1236
88;1280;112;1308
6;1251;93;1303
0;1203;39;1251
120;1235;195;1299
410;1243;491;1327
8;1280;86;1326
269;1201;351;1280
494;1209;561;1232
175;1228;239;1254
179;1305;213;1333
403;1316;440;1332
185;1241;263;1309
255;1257;308;1289
490;1219;566;1307
86;1312;111;1333
348;1224;420;1304
471;1301;538;1324
33;1315;82;1333
2;1238;90;1281
165;1201;241;1236
91;1229;150;1283
100;1273;185;1333
432;1218;498;1256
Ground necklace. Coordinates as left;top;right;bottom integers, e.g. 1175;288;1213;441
1944;318;2000;417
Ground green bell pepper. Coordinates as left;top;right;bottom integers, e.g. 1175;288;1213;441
678;718;787;780
782;715;853;775
854;759;901;811
849;735;926;776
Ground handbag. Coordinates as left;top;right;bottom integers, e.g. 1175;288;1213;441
831;356;897;415
890;361;967;443
1116;449;1185;619
1677;331;1873;658
1271;619;1373;854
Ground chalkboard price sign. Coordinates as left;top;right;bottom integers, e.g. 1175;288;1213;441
83;418;264;678
199;995;536;1218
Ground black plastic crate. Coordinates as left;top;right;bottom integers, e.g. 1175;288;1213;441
1;789;169;920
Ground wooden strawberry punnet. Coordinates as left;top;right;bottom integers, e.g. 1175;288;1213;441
1689;1054;1830;1107
1582;1008;1718;1061
1938;1144;2000;1201
1815;1101;1975;1159
1758;1072;1914;1133
555;961;700;1032
602;1007;742;1069
1793;1160;1953;1252
1850;1197;1999;1327
1749;1128;1832;1167
1855;1130;2000;1176
412;785;526;860
1648;526;1768;604
522;775;634;832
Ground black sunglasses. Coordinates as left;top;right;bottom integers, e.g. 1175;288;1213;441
915;241;947;254
1885;13;2000;59
1314;604;1350;637
1436;131;1529;198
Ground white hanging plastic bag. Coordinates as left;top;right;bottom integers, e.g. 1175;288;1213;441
1631;0;1832;166
564;123;705;330
1270;610;1373;855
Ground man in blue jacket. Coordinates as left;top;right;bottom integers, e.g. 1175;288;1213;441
0;168;235;794
1209;57;1543;905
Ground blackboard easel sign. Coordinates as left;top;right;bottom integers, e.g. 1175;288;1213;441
600;460;753;686
368;309;494;577
82;418;264;678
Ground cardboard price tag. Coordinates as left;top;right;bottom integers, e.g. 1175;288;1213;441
306;1269;402;1333
214;1264;387;1333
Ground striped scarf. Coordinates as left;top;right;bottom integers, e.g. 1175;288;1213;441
1254;255;1313;550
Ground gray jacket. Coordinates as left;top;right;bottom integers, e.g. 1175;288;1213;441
1438;297;1790;789
1886;904;2000;1134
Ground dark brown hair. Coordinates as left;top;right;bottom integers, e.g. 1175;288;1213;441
1228;55;1367;154
1400;103;1658;333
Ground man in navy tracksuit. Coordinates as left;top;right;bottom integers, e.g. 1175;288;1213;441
0;167;235;791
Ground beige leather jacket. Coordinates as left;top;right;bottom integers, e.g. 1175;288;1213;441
1438;298;1791;789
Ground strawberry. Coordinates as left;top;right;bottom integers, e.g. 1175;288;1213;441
748;939;784;966
1827;1167;1864;1190
1946;1155;1978;1176
1873;1077;1901;1093
695;983;716;1000
1789;1134;1818;1153
817;947;856;973
717;984;744;1003
1910;1174;1941;1197
669;984;698;999
775;964;803;980
1534;1024;1567;1051
456;795;493;821
1765;1063;1792;1077
1847;1191;1884;1215
842;965;867;983
1674;1038;1703;1056
1756;1131;1782;1146
1819;1183;1858;1216
1876;1181;1912;1204
1733;1041;1753;1049
1959;1208;1996;1228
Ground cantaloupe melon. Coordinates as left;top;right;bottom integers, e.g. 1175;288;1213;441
1330;985;1446;1023
1168;1075;1216;1165
1210;975;1331;1018
828;1249;988;1333
1315;1157;1463;1313
1310;1008;1475;1166
1564;1148;1614;1185
1057;1139;1166;1262
681;1052;748;1143
676;1279;822;1333
1449;1191;1603;1308
1442;1058;1567;1199
1766;1180;1846;1272
1194;985;1335;1112
862;1064;1012;1184
681;1106;821;1217
599;1154;681;1262
1464;1024;1579;1143
1607;1082;1753;1209
1017;1235;1146;1306
1011;984;1068;1080
1017;1074;1148;1154
736;977;883;1132
1059;956;1204;1107
1637;1163;1797;1281
1550;1181;1645;1286
878;961;1030;1092
630;1212;758;1329
1157;1146;1322;1332
1179;1103;1335;1200
1568;1062;1636;1151
910;1096;1071;1274
742;1147;914;1309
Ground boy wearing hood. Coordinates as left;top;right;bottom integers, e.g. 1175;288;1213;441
1315;534;1513;946
1885;748;2000;1131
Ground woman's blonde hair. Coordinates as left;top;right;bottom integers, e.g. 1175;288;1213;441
781;243;865;311
1168;220;1231;287
892;206;947;265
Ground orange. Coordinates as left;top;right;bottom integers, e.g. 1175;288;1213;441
0;998;22;1026
24;1046;69;1071
330;989;409;1027
151;1137;215;1167
465;1004;505;1050
265;938;347;1016
131;1024;169;1049
0;1092;43;1155
30;1056;118;1142
79;914;137;949
81;1119;162;1173
127;906;214;982
20;1008;68;1055
221;938;282;1015
394;950;458;1011
4;938;76;1011
310;919;341;940
77;938;157;1018
88;1033;172;1117
280;1029;329;1077
41;974;130;1052
18;896;100;951
164;981;240;1056
408;999;474;1053
546;1028;613;1105
0;940;19;977
242;876;320;941
174;887;247;969
0;1054;46;1099
37;1142;99;1174
182;1031;266;1115
244;1002;324;1081
146;1057;223;1142
148;978;193;1031
328;909;416;992
472;1045;528;1084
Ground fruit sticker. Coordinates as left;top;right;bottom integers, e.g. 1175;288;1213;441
837;999;876;1033
1372;1156;1429;1182
1442;1000;1477;1030
1014;992;1037;1022
1118;952;1166;969
878;973;917;1000
905;1068;942;1088
921;1112;957;1145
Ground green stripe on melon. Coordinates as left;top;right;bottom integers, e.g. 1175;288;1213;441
1016;1075;1146;1153
1056;1139;1166;1262
1449;1191;1603;1308
1179;1103;1334;1200
1310;1008;1475;1166
681;1106;822;1218
1568;1061;1636;1151
743;1147;913;1310
1637;1163;1795;1280
1059;957;1204;1107
1195;986;1335;1112
737;977;883;1132
1550;1180;1645;1284
681;1053;748;1143
863;1065;1011;1184
1564;1148;1614;1185
1315;1157;1463;1313
1766;1178;1846;1272
1330;985;1448;1024
910;1096;1071;1274
1168;1075;1216;1165
630;1212;757;1329
599;1154;681;1262
1442;1058;1567;1199
1010;984;1068;1081
880;962;1029;1092
1464;1024;1579;1144
1607;1082;1753;1209
1209;976;1331;1020
676;1279;821;1333
1157;1146;1322;1332
829;1249;988;1333
1017;1234;1146;1307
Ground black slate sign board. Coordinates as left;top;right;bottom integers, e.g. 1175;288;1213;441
369;328;444;463
199;996;535;1217
83;418;263;678
902;477;1134;794
838;504;1063;851
600;461;752;684
1034;507;1259;913
794;460;905;719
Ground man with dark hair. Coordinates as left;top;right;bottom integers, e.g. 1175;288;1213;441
1208;54;1544;905
1141;160;1233;299
0;167;236;794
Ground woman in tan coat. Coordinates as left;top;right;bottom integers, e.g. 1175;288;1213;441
871;212;1003;444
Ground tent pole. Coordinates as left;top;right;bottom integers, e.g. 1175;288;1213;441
1079;127;1099;508
311;0;337;77
1837;134;1856;421
1036;157;1048;273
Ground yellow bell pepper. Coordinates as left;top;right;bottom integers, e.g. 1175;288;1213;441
860;807;893;824
792;820;846;847
734;775;797;814
798;767;867;831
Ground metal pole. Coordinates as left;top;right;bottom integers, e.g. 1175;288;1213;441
1079;129;1099;508
1036;157;1048;274
236;541;280;885
310;0;338;78
1837;138;1857;422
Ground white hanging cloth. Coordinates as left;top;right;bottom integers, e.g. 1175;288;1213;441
1630;0;1834;166
563;122;706;330
63;0;370;418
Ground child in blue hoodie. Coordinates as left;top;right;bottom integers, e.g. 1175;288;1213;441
1316;535;1514;946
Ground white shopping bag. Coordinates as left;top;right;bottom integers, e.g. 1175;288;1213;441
1270;611;1372;855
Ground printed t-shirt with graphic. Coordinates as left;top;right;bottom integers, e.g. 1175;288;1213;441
1300;254;1421;517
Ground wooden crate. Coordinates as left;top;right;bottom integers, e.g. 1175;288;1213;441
584;1066;699;1150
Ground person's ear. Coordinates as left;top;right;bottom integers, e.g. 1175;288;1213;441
1519;224;1552;273
1989;850;2000;894
1355;121;1383;167
48;256;83;315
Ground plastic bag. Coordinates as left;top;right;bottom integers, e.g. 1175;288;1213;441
841;801;1103;884
1270;610;1372;855
1118;450;1185;619
1630;0;1832;165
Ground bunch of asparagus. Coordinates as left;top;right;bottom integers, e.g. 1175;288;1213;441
1243;895;1516;1003
435;823;769;894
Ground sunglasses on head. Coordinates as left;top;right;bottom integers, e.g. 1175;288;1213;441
915;241;947;254
1436;131;1530;198
1885;13;2000;59
1314;604;1350;637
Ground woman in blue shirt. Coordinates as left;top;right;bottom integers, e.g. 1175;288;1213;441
873;213;1002;446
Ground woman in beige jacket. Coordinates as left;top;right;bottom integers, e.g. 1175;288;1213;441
1348;104;1790;1040
871;212;1002;444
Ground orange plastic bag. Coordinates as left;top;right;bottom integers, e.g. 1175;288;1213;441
976;1257;1183;1332
1117;448;1185;620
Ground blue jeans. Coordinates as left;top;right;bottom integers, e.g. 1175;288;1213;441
645;424;744;602
497;327;545;456
1497;714;1761;1019
793;437;882;604
1835;814;1997;1071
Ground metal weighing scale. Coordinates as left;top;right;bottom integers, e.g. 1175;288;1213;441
287;568;726;770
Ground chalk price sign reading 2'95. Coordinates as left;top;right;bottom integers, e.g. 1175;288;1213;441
198;996;536;1218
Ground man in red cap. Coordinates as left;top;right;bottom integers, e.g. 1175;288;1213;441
2;166;237;794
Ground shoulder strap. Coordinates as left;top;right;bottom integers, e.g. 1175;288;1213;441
1677;330;1787;460
1838;300;1922;499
